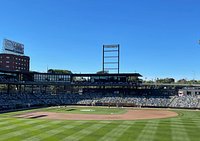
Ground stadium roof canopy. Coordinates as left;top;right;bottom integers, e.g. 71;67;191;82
0;68;142;77
71;73;142;77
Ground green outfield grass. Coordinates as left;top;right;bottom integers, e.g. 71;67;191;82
0;107;200;141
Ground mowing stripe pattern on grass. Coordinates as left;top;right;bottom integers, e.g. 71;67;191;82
0;108;199;141
61;123;106;141
136;120;159;141
23;121;88;141
170;118;190;141
98;121;135;141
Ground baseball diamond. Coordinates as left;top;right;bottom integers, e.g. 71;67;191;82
0;107;199;141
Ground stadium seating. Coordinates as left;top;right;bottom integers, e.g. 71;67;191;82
169;95;199;108
0;91;200;111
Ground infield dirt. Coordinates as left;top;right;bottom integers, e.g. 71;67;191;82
16;109;178;120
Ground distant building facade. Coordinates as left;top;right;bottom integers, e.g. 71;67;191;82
0;53;30;71
0;39;30;71
178;87;200;96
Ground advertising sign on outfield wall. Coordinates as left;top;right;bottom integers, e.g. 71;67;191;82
3;39;24;55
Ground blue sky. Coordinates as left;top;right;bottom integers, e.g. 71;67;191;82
0;0;200;80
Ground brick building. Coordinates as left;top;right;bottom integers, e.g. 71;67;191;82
0;53;30;71
0;39;30;72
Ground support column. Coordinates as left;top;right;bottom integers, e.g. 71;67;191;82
24;85;26;94
45;85;47;94
7;84;10;94
19;84;21;94
31;85;34;94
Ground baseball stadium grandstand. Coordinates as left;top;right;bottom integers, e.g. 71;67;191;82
0;68;200;110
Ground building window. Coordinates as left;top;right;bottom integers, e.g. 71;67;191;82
6;56;10;59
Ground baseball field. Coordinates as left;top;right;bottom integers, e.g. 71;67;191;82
0;106;199;141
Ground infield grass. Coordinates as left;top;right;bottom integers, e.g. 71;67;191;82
0;107;199;141
38;106;127;115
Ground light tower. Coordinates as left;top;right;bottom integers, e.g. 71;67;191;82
103;44;120;74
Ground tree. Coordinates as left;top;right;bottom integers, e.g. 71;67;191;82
176;79;200;84
156;78;175;84
143;80;154;83
188;80;198;84
177;79;188;84
96;70;109;74
48;69;72;74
